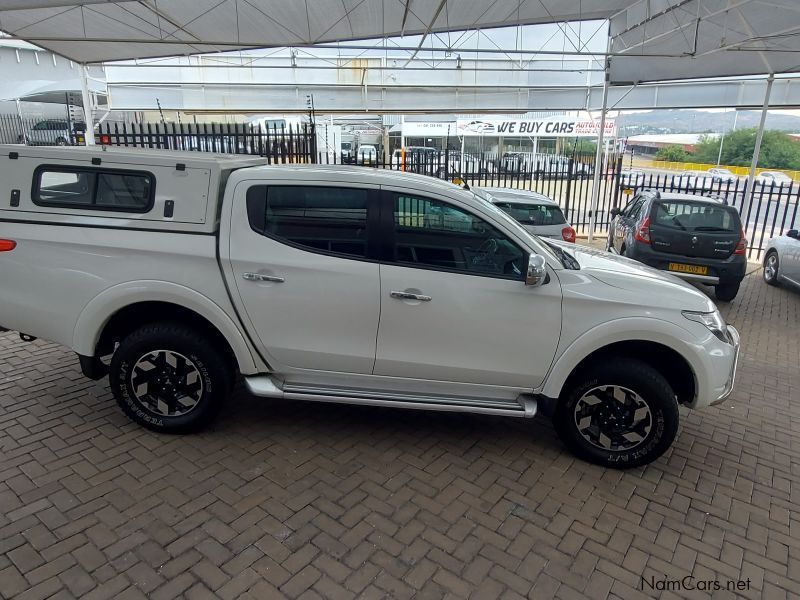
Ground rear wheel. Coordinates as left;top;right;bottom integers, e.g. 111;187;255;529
110;322;232;433
554;359;679;468
763;251;780;286
714;282;740;302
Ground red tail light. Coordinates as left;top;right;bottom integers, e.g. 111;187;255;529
734;228;747;255
0;239;16;252
561;226;576;243
634;216;651;244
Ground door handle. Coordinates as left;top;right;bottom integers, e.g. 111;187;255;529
390;291;431;302
243;272;285;283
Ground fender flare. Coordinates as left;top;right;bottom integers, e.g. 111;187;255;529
72;281;260;375
538;317;704;400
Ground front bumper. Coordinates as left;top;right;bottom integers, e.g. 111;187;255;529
711;325;740;405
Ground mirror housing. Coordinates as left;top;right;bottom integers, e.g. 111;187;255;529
609;207;621;217
788;229;799;239
525;254;547;287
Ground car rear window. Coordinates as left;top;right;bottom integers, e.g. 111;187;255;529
651;201;739;232
493;202;567;226
32;166;155;213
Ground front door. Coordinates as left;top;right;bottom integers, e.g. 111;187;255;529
374;190;562;388
225;182;381;374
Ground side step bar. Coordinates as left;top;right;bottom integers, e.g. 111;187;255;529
245;376;537;418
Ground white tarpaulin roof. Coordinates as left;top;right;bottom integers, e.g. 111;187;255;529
0;0;798;83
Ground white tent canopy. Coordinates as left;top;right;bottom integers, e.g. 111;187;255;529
0;0;797;83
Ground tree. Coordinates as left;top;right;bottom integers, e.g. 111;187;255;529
692;128;800;170
655;145;690;162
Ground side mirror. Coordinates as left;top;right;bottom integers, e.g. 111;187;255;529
609;207;621;217
525;254;547;287
788;229;799;239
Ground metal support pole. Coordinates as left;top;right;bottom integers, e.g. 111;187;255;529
587;38;612;243
80;64;96;145
743;74;774;226
400;114;405;150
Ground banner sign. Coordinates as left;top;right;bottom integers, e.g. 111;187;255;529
391;122;455;137
456;118;616;138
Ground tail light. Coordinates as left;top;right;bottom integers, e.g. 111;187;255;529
634;216;651;244
0;239;16;252
734;228;747;255
561;226;576;243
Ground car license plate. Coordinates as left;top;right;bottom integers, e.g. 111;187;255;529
668;263;708;275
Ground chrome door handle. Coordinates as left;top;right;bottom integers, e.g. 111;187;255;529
390;291;431;302
243;272;285;283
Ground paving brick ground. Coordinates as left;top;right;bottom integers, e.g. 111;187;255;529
1;268;799;599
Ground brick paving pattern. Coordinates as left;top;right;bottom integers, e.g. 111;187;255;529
1;269;798;599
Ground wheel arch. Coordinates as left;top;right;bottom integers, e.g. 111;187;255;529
540;320;700;407
72;282;261;375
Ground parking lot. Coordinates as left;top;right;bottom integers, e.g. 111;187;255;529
0;266;797;599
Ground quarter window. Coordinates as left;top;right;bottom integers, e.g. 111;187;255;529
392;194;525;278
246;185;370;259
33;167;154;212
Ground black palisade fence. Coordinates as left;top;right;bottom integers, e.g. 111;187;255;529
3;112;796;258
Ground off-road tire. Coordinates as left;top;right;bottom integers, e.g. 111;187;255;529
110;322;232;433
554;358;679;469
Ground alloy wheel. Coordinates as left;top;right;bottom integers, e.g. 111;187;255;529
764;254;778;281
573;385;653;451
130;350;204;417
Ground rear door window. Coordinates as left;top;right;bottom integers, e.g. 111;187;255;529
246;185;372;259
651;201;739;232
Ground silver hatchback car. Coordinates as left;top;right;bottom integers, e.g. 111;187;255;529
473;187;576;242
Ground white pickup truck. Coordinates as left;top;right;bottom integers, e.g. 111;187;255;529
0;145;740;468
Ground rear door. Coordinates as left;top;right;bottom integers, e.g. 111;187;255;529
225;181;381;374
648;200;740;259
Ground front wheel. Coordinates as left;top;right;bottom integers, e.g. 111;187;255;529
763;251;780;286
554;359;679;469
110;322;232;433
715;282;740;302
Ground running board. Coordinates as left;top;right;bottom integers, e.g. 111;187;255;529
244;376;537;418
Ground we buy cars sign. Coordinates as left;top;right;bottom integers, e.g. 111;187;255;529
457;118;616;138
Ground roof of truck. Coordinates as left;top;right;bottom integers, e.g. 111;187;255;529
1;144;269;170
231;163;470;193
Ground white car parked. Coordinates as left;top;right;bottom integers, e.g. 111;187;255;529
0;145;741;468
473;187;576;242
671;170;715;192
707;168;738;183
763;229;800;289
755;171;793;188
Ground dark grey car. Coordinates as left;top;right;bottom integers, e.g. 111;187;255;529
607;190;747;301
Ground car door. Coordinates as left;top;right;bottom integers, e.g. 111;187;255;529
225;182;381;374
783;235;800;282
373;189;562;388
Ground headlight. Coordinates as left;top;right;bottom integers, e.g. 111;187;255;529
682;310;730;343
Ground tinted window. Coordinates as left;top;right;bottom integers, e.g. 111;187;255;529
652;201;739;232
623;196;645;218
392;194;525;278
247;186;369;258
494;202;566;226
33;167;154;212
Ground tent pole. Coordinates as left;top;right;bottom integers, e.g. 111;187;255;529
80;64;96;145
743;74;773;227
587;36;612;243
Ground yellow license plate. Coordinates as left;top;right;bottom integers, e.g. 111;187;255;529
668;263;708;275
